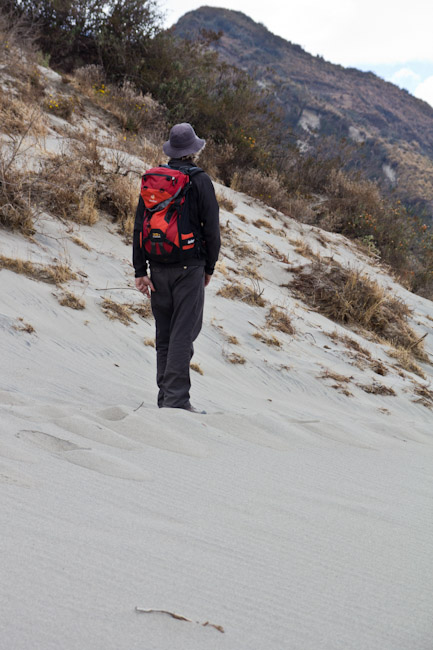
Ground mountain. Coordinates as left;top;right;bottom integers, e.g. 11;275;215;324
174;6;433;218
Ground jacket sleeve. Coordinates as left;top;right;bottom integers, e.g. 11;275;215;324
132;196;148;277
196;173;220;275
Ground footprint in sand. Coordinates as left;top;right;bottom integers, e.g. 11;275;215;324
0;459;33;487
0;390;28;406
97;406;129;421
112;410;212;458
16;430;149;481
54;415;140;450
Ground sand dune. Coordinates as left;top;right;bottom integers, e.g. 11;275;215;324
1;66;433;650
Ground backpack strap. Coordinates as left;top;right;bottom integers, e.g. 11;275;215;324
161;163;204;179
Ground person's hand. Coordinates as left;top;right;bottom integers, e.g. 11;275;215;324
135;276;155;298
204;273;212;287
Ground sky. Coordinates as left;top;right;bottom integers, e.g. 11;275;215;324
160;0;433;108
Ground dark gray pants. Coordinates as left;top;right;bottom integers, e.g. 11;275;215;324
150;265;205;408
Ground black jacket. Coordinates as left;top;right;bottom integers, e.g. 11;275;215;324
133;158;220;277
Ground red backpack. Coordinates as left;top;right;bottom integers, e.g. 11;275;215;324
139;165;203;263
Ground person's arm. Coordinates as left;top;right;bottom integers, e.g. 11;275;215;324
196;173;220;276
132;195;148;278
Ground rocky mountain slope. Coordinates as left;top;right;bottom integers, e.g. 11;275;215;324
175;7;433;219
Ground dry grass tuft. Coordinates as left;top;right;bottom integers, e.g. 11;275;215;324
318;368;354;396
319;369;353;384
71;236;91;251
216;193;235;212
253;218;272;230
357;382;396;396
58;290;85;310
190;362;204;375
0;255;76;285
252;331;281;347
232;242;257;259
130;301;153;320
293;240;319;261
370;360;388;376
144;338;155;347
266;306;295;335
101;298;135;325
326;330;389;374
217;280;266;307
387;347;426;378
13;317;35;333
412;382;433;408
291;260;427;359
243;264;263;281
265;242;289;264
235;213;247;223
223;350;246;365
211;319;239;345
328;330;372;358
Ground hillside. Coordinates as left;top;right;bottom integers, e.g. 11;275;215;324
1;52;433;649
175;7;433;218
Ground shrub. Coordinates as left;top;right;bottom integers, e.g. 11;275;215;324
35;138;105;225
44;93;82;121
231;169;291;213
0;92;45;136
0;151;34;234
73;70;167;138
290;259;428;359
98;173;138;240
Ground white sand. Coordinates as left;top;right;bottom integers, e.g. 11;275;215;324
1;69;433;649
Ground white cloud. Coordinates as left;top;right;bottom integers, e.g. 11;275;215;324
391;68;421;84
414;76;433;107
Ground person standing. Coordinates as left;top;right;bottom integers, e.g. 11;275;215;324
133;123;220;413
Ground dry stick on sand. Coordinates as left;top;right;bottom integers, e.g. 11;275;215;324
95;287;140;291
135;608;224;633
408;333;428;351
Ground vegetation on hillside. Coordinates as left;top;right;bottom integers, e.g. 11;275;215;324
1;1;433;297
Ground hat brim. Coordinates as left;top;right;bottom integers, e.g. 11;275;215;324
163;136;206;158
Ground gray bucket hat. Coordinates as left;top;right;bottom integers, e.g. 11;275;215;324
163;122;205;158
